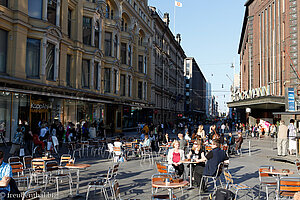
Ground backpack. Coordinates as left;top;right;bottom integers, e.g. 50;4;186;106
214;188;235;200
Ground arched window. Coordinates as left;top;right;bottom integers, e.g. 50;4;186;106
121;18;124;31
106;4;110;19
111;9;114;20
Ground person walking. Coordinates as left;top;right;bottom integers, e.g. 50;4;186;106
288;119;297;155
277;120;288;156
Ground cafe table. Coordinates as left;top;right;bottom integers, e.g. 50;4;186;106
32;157;56;161
63;164;91;196
182;159;204;188
261;168;294;200
152;180;188;199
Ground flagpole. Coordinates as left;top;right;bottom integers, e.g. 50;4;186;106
174;2;176;34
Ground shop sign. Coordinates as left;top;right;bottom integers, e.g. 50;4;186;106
288;88;295;111
232;86;270;101
31;101;50;112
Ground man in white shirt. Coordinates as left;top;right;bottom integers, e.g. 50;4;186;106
221;124;226;134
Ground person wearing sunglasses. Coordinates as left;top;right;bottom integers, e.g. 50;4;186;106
187;140;205;187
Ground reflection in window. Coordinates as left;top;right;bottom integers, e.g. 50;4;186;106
105;4;110;19
120;74;125;96
121;43;127;64
138;55;143;73
104;68;111;93
128;45;131;66
26;38;40;78
82;59;90;88
94;61;99;90
138;81;142;99
114;35;118;58
67;8;72;38
128;75;131;97
0;29;7;73
46;42;55;81
83;17;92;45
28;0;42;19
47;0;57;25
113;69;118;94
95;21;99;48
66;55;71;86
104;32;112;56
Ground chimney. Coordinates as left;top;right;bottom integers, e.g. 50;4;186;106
176;34;181;44
163;13;170;26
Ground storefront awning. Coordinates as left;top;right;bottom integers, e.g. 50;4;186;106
0;87;113;104
227;96;285;110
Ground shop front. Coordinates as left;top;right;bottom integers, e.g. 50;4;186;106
0;90;107;142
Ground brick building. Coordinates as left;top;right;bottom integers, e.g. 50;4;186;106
228;0;300;124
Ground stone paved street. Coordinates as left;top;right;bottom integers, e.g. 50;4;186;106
17;136;297;200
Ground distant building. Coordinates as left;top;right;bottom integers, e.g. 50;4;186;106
184;57;207;121
206;82;212;117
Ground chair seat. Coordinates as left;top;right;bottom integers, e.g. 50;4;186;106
261;181;277;185
89;181;105;186
280;191;296;197
232;183;251;190
152;194;177;199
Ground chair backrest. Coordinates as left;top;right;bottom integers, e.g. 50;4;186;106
279;177;300;197
151;174;173;186
112;163;119;178
32;160;45;172
156;162;168;174
223;171;233;189
295;161;300;175
8;156;20;164
23;156;33;169
205;146;212;152
113;147;121;152
10;162;24;174
60;154;72;166
45;161;59;172
22;186;42;200
258;165;275;182
113;180;121;200
215;162;224;178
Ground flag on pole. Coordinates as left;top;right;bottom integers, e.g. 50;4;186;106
175;1;183;7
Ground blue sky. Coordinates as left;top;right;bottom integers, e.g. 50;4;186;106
148;0;246;113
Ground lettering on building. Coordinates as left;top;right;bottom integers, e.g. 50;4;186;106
231;86;270;101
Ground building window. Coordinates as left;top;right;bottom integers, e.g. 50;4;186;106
94;61;99;90
120;74;125;96
105;4;110;19
128;45;132;66
0;29;7;73
0;0;7;7
139;35;143;46
138;81;142;99
121;18;127;32
138;55;143;73
46;42;55;81
47;0;57;25
144;56;147;74
144;82;147;100
28;0;42;19
82;59;90;88
67;8;72;38
104;68;111;93
110;9;114;20
83;17;92;45
104;32;112;56
128;75;131;97
66;54;71;86
95;21;99;48
121;43;127;64
26;38;40;78
113;69;118;94
114;35;118;58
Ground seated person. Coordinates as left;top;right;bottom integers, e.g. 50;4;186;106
33;133;45;150
187;140;205;187
113;138;125;161
141;134;150;148
198;139;229;191
226;132;235;154
0;151;12;198
140;130;145;141
162;133;171;145
167;140;185;177
178;133;187;152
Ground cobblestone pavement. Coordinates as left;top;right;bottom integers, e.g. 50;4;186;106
5;136;300;199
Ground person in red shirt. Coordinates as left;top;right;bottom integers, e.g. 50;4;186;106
167;140;185;176
33;133;45;149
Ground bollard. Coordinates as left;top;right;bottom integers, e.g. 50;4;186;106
249;140;251;156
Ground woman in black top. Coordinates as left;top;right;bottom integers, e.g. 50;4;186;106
187;139;205;187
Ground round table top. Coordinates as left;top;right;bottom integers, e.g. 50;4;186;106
182;159;204;164
65;164;91;169
159;145;170;148
152;180;189;188
261;169;294;176
33;157;55;161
